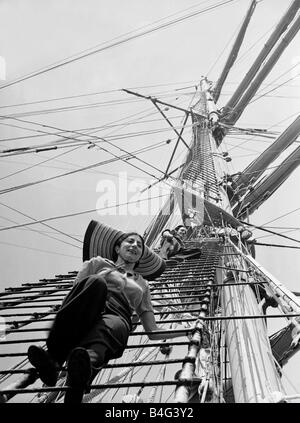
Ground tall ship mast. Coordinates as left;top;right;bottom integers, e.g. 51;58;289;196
0;1;300;404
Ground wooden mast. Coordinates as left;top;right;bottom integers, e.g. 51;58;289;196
232;115;300;199
233;143;300;218
223;0;300;117
213;0;257;103
224;12;300;126
198;79;286;403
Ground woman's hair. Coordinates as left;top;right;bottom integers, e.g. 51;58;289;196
174;225;187;233
112;232;145;268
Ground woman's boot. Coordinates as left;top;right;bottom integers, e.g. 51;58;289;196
64;347;92;404
64;347;105;403
27;345;59;386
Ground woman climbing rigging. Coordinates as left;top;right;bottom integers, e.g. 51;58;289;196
27;220;189;403
158;225;188;259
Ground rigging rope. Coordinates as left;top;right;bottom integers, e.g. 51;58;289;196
239;220;300;245
250;241;300;250
0;201;82;244
0;241;80;258
0;0;236;91
0;142;172;195
0;80;202;110
249;71;300;106
0;91;194;120
0;213;81;250
0;193;169;232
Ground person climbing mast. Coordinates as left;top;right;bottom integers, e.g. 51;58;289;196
158;225;187;260
27;220;190;403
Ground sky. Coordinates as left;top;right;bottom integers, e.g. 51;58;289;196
0;0;300;399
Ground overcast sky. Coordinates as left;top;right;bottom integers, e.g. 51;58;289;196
0;0;300;397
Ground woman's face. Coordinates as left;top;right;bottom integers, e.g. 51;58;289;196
177;227;187;238
115;234;143;263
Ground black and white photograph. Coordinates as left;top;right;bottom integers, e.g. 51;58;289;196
0;0;300;407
